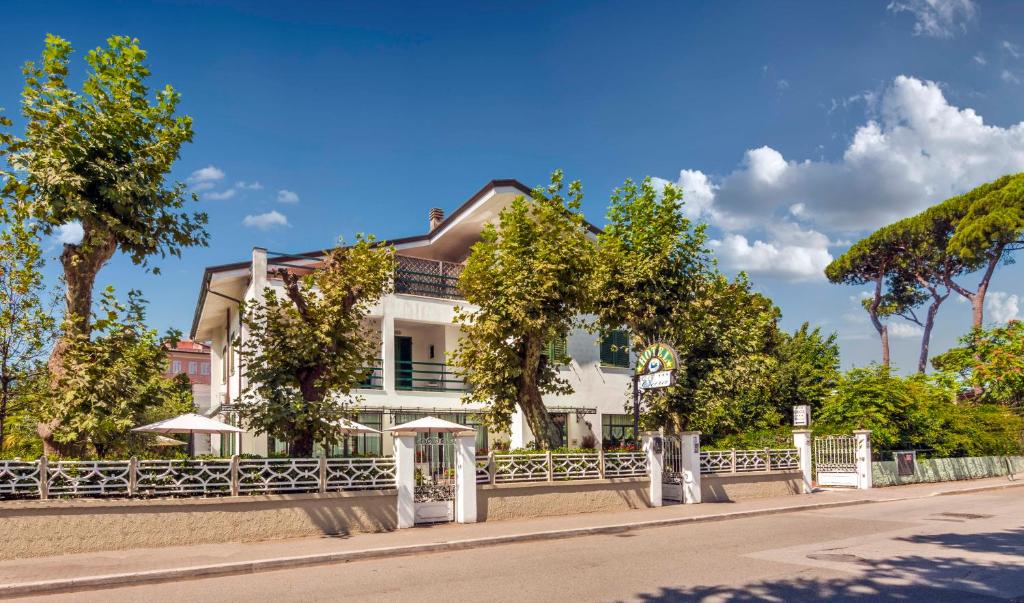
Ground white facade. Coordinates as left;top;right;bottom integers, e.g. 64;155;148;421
190;180;635;456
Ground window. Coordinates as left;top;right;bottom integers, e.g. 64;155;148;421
329;412;384;457
602;414;636;449
542;337;568;365
188;361;198;375
200;362;210;376
600;330;630;368
171;360;182;374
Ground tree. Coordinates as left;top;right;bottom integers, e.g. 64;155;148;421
593;177;711;349
770;323;840;414
0;35;208;455
451;171;595;449
0;202;56;451
643;272;782;437
33;287;193;458
945;174;1024;329
932;320;1024;411
238;237;394;457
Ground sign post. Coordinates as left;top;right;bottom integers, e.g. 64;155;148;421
793;405;810;427
633;343;679;445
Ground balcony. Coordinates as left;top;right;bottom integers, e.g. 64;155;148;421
359;361;383;390
395;361;468;392
394;255;464;300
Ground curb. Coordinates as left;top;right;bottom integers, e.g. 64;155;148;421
0;498;875;598
3;480;1021;598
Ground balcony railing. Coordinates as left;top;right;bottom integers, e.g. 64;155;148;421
395;361;468;392
394;255;464;300
359;361;383;389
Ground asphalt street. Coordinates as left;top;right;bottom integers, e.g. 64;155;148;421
20;488;1024;602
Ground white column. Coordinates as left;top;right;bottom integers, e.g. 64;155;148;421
394;433;415;528
455;434;477;523
382;313;396;395
793;429;813;494
679;431;702;504
510;408;530;449
854;430;873;490
643;431;663;508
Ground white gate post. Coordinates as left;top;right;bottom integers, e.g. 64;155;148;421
679;431;702;504
792;429;813;494
643;431;663;507
455;433;477;524
854;430;873;490
394;433;416;528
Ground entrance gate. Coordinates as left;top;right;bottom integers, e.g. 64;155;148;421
814;435;858;488
662;435;683;503
414;435;455;523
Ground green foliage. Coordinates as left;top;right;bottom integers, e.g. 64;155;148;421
32;287;193;458
946;173;1024;263
238;236;394;457
0;201;57;452
932;321;1024;410
451;171;595;449
769;322;840;414
816;365;1023;456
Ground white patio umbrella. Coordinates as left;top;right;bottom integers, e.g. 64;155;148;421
385;416;475;434
152;435;187;447
133;413;243;456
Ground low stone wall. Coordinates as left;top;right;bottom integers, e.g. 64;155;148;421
701;470;802;502
477;477;650;522
872;455;1023;487
0;489;397;560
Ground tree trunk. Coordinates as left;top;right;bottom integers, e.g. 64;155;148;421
868;274;890;368
0;388;7;453
917;293;946;374
517;335;560;449
289;431;315;458
40;234;118;457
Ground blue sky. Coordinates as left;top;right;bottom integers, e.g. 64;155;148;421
1;0;1022;371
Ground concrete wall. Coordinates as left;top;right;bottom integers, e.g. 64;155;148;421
0;490;397;560
477;477;650;522
872;455;1024;487
701;471;803;502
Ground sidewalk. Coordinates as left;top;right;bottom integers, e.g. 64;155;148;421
1;476;1020;598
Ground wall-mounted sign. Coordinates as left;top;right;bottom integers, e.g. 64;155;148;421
793;405;810;427
636;343;678;391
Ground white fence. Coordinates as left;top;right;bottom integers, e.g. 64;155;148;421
476;451;647;484
699;449;800;475
0;456;397;500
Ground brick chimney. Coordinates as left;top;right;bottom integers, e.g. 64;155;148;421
429;207;444;231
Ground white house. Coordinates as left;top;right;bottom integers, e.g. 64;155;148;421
189;180;636;457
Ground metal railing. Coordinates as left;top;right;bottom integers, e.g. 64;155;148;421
699;448;801;475
395;361;468;392
478;451;648;484
359;361;383;389
394;255;464;300
0;456;396;500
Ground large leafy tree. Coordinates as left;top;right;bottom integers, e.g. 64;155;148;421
593;177;711;348
770;322;840;415
238;237;394;457
0;35;208;454
33;287;193;458
0;202;56;451
932;320;1024;411
451;171;595;449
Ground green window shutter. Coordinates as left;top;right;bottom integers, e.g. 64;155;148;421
601;330;630;368
544;336;568;364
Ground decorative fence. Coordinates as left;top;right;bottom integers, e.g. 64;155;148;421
477;451;648;484
699;449;800;475
0;456;396;500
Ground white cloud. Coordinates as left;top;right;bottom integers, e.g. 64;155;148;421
187;165;225;192
204;189;237;201
777;79;790;92
660;76;1024;235
887;321;924;338
973;53;987;66
277;189;300;204
235;181;263;190
1003;40;1021;59
887;0;977;38
243;210;289;230
709;222;834;281
986;291;1020;323
55;222;84;245
1001;70;1021;84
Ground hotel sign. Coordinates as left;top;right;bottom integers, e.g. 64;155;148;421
636;343;678;391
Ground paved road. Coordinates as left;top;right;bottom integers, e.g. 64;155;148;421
23;488;1024;602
